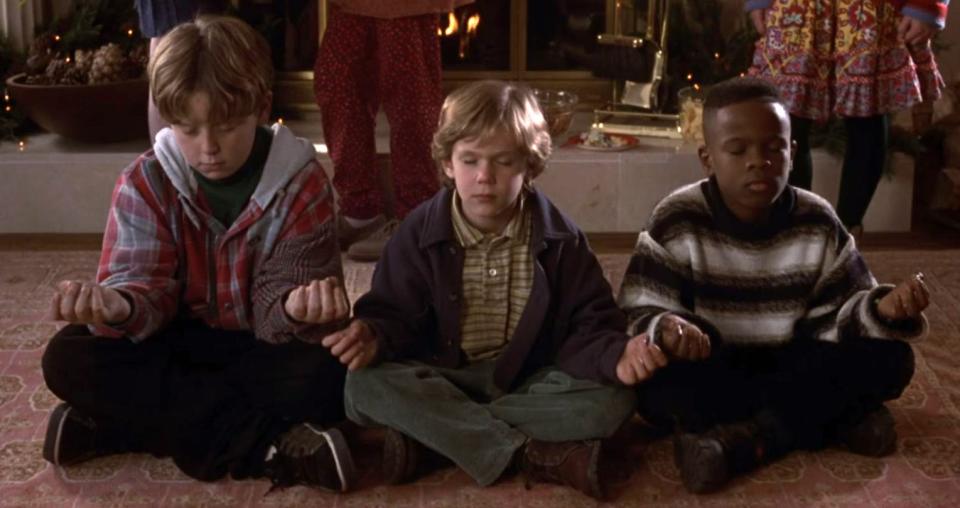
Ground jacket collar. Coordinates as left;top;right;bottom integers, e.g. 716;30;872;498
418;185;577;249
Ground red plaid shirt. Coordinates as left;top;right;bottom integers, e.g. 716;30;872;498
93;142;341;343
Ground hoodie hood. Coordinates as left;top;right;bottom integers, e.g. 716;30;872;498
153;123;317;211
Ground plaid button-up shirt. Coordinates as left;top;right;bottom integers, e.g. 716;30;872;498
93;127;342;343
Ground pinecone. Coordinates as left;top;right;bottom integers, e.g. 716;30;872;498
61;66;87;85
23;74;53;85
43;57;72;84
121;44;148;80
25;52;52;75
88;43;125;84
74;49;94;75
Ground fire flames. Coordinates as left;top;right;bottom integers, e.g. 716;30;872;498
438;11;481;60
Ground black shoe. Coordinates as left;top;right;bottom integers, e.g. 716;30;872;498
43;403;104;466
674;420;765;494
838;405;897;457
265;423;356;492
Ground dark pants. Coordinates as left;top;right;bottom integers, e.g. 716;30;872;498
41;320;347;481
789;114;889;229
637;337;914;450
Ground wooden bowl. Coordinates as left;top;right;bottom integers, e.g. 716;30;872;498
6;73;148;143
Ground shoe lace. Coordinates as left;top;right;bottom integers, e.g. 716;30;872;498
263;424;336;494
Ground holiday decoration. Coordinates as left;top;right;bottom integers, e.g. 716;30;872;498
6;0;148;142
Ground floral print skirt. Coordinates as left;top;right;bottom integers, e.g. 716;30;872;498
750;0;943;120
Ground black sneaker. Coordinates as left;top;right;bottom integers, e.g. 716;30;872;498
43;403;103;466
673;420;765;494
838;405;897;457
264;423;356;492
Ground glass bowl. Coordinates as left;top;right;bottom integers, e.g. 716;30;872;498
533;89;579;138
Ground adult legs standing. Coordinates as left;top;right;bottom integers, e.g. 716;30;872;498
376;14;442;219
788;115;813;190
314;8;443;260
836;115;888;230
314;8;381;221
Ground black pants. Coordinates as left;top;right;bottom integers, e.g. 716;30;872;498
789;114;888;229
41;320;347;481
637;337;914;450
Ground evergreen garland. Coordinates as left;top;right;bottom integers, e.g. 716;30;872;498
0;35;26;141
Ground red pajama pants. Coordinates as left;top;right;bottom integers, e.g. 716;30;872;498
314;7;442;220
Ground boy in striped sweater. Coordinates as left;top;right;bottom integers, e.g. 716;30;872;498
617;77;930;493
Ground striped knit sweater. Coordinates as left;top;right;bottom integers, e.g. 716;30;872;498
617;178;927;347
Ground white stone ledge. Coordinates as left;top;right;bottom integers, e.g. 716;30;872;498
0;113;913;233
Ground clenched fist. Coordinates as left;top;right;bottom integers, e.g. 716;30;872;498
284;277;349;324
49;280;131;325
897;17;938;47
876;272;929;322
657;313;711;361
616;333;669;385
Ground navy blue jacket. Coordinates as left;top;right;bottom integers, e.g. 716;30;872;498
354;186;630;391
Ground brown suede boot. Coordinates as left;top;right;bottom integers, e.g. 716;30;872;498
521;439;604;500
382;427;420;484
381;427;450;484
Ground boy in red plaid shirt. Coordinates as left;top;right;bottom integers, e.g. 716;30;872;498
41;15;357;492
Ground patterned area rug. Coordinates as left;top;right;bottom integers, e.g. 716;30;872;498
1;250;959;507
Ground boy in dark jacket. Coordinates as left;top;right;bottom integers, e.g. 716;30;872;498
321;80;665;500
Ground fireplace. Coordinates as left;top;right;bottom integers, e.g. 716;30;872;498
264;0;616;112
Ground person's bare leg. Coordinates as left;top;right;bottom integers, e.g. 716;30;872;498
147;37;167;142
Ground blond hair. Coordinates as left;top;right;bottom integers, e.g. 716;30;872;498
432;80;552;186
148;15;273;125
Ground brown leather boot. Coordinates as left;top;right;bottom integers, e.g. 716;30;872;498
382;427;420;484
674;420;766;494
837;405;897;457
521;439;604;500
381;427;450;484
